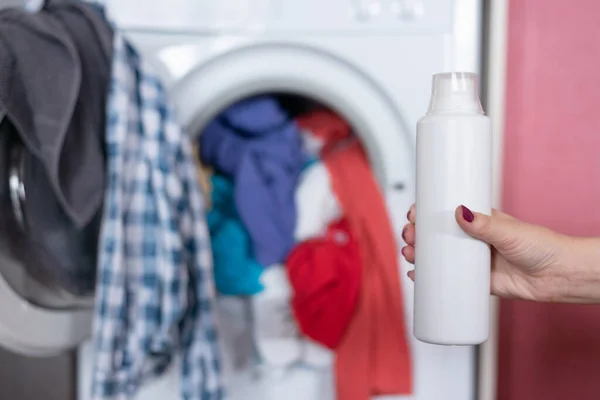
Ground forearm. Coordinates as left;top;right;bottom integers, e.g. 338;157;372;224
549;235;600;303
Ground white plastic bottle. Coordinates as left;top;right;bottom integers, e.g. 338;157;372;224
413;72;492;345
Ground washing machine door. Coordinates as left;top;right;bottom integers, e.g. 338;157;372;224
0;119;93;357
171;42;415;240
0;254;93;357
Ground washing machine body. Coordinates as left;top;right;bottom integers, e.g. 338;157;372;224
76;0;483;399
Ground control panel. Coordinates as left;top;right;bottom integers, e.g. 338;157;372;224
102;0;453;34
352;0;426;22
267;0;450;32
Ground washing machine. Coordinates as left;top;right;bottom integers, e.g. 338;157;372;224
0;0;484;399
79;1;481;400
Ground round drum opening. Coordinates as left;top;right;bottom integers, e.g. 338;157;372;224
193;92;364;203
190;87;415;400
193;91;371;286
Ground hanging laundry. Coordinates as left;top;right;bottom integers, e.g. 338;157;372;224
199;96;306;266
207;175;264;296
216;296;255;374
325;140;412;400
293;160;342;368
294;162;342;241
91;18;222;400
0;0;109;229
0;0;112;295
296;109;352;157
286;218;361;350
251;266;303;369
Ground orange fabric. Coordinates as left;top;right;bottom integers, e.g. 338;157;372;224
324;140;412;400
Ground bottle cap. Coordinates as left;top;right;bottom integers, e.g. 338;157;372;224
427;72;484;114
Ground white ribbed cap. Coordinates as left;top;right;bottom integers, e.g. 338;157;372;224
427;72;483;114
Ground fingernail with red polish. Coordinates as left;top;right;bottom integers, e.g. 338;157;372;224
461;205;475;223
406;210;411;220
402;227;407;240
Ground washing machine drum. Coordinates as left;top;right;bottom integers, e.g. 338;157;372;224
0;117;100;305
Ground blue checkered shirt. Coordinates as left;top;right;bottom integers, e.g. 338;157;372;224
90;30;223;399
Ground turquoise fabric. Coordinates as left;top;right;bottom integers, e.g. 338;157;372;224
303;157;318;170
207;175;264;296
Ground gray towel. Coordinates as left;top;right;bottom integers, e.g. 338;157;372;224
0;0;113;295
0;119;103;297
0;0;112;229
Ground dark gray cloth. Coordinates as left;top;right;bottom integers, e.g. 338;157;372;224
0;0;112;229
0;119;102;296
0;0;113;295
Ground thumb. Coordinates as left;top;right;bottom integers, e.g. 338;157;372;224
455;205;512;247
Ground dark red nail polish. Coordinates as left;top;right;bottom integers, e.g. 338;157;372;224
406;210;411;220
402;227;407;240
461;205;475;223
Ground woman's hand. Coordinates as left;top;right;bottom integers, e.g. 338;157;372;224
401;204;600;303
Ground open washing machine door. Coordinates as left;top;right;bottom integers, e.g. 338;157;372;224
172;42;415;237
0;255;93;357
0;118;94;357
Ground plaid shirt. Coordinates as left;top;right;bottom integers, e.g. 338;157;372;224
90;29;223;399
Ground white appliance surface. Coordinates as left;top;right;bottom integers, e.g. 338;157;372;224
73;1;483;399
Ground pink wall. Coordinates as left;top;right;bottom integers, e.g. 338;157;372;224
499;0;600;399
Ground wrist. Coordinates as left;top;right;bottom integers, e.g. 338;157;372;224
539;235;600;303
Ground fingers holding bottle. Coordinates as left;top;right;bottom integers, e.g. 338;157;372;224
402;203;416;279
406;203;416;224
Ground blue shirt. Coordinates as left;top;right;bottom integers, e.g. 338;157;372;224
198;96;306;266
90;29;223;399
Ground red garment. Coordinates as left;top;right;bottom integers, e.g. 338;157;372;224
296;109;352;154
325;140;413;400
286;218;361;349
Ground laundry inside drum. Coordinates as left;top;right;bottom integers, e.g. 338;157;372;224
193;92;357;299
192;92;372;398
